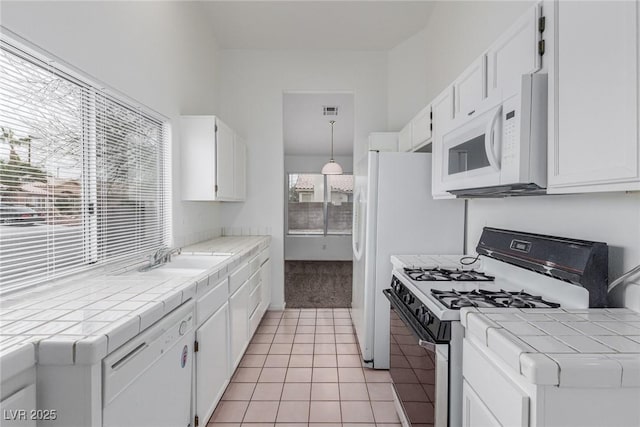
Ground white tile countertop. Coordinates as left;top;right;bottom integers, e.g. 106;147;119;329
461;307;640;388
0;236;269;379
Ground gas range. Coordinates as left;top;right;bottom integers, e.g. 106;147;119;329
385;227;609;427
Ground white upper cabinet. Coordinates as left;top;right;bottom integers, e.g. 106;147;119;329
398;122;412;152
431;86;456;199
487;4;542;100
234;136;247;200
181;116;247;201
411;104;432;150
548;1;640;193
216;119;235;200
454;56;487;119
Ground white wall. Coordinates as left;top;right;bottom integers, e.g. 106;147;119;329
216;50;388;308
284;155;354;261
1;1;223;247
386;1;640;309
387;1;532;130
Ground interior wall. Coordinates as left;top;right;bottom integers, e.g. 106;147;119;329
284;155;354;261
1;1;223;248
216;49;388;309
386;0;640;310
387;1;533;130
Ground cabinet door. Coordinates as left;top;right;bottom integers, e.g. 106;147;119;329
398;122;412;152
487;4;541;100
216;119;235;200
234;136;247;201
0;384;36;427
195;303;229;424
462;381;503;427
259;258;271;315
411;104;432;149
549;1;640;192
454;56;487;119
431;87;456;199
229;280;250;370
181;116;216;201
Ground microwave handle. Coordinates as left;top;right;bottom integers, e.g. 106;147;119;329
484;105;502;171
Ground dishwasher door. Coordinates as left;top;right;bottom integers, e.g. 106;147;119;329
103;301;195;427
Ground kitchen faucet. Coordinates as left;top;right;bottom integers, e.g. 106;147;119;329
139;245;182;271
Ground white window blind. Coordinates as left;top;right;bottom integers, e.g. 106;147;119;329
0;39;170;292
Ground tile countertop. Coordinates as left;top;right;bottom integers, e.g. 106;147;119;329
0;236;270;378
461;307;640;388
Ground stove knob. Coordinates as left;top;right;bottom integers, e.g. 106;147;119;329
403;293;414;305
425;311;434;325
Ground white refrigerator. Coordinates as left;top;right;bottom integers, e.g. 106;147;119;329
351;150;465;369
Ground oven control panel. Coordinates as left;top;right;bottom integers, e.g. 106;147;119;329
389;276;450;342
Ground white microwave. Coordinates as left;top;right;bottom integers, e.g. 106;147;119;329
440;74;547;197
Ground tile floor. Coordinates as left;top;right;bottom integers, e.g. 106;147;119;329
208;308;401;427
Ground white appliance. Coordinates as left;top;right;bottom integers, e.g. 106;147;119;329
351;150;464;369
441;73;547;197
102;302;195;427
387;227;608;426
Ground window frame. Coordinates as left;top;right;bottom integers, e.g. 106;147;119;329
286;172;353;237
0;30;172;294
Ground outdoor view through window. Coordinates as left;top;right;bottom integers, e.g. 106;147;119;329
287;173;353;235
0;41;168;291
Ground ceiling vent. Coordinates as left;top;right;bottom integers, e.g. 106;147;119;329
323;106;339;116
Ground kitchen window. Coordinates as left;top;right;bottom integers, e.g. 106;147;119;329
287;173;353;235
0;38;170;292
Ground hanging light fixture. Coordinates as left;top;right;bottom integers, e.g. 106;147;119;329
321;120;343;175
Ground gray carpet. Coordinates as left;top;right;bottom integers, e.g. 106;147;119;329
284;261;352;308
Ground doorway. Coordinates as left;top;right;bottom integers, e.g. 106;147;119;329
283;92;355;308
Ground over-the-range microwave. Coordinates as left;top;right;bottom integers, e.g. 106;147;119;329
440;73;547;197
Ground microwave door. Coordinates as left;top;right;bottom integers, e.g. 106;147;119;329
441;104;502;191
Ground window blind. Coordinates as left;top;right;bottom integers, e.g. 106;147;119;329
0;39;170;292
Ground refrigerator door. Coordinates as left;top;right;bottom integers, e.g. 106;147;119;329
351;152;375;364
353;151;465;369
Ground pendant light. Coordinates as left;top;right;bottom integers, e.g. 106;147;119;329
321;120;343;175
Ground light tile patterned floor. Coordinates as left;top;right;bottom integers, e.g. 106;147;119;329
208;308;401;427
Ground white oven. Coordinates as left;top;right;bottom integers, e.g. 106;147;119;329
440;73;547;197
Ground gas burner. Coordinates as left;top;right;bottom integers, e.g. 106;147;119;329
431;288;561;310
404;267;495;282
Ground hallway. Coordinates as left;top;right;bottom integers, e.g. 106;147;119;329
208;308;401;426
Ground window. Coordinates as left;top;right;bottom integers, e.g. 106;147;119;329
287;173;353;235
0;39;170;292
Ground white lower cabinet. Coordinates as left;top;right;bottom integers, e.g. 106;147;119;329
462;381;501;427
259;258;272;315
229;279;251;370
195;302;229;426
0;384;36;427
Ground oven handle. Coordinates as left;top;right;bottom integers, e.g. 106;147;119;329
383;289;439;353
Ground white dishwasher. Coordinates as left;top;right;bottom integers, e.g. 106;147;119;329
102;301;195;427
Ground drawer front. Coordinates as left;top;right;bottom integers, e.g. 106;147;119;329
248;270;261;293
249;282;261;316
462;339;529;426
229;262;250;294
197;277;229;326
258;248;269;266
249;255;261;275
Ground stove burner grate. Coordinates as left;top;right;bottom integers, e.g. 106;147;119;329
431;289;561;309
404;267;495;282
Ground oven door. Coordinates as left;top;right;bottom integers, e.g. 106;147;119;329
384;289;449;427
441;99;503;192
